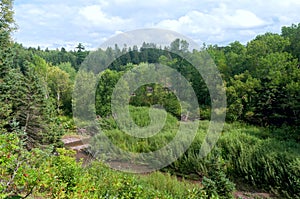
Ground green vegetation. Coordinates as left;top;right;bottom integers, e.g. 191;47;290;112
94;107;299;198
1;0;300;198
94;106;179;154
0;134;217;198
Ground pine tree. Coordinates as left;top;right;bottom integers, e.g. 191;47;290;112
0;0;15;130
0;0;63;148
0;0;15;77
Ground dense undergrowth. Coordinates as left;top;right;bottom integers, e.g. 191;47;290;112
0;133;218;199
92;106;300;198
1;106;299;198
1;1;300;198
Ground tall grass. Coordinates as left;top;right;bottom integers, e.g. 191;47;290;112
92;106;179;156
92;106;300;198
218;126;300;198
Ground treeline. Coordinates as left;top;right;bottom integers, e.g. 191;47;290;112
91;30;300;130
5;25;300;131
13;42;88;71
1;0;300;197
1;0;300;154
208;32;300;127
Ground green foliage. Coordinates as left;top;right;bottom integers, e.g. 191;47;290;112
47;65;73;115
1;5;300;197
93;106;299;197
58;116;76;132
36;148;81;198
95;69;124;116
226;71;260;122
34;47;78;70
282;23;300;62
93;107;235;197
1;115;299;198
0;0;16;133
0;65;62;148
0;0;15;78
29;55;75;115
0;2;65;149
75;43;88;68
218;124;300;198
0;129;52;198
73;69;97;121
92;106;179;157
0;133;215;199
96;60;203;119
140;172;209;199
169;145;235;198
204;155;235;199
220;31;300;126
58;62;76;81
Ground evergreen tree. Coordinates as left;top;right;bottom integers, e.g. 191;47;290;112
0;1;63;148
0;0;15;131
0;0;15;77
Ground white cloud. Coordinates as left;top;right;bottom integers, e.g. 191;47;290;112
13;0;300;49
153;2;287;45
78;5;132;29
225;9;266;29
155;6;267;39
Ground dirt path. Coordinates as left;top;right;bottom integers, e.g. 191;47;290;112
234;191;273;199
61;135;275;198
61;135;92;165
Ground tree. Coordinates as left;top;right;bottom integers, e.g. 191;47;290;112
245;33;290;73
254;52;299;125
0;0;63;149
35;48;77;70
226;71;260;122
170;38;180;53
0;0;16;131
95;69;123;116
47;66;72;115
0;0;15;77
76;43;85;52
58;62;76;81
120;44;131;66
282;23;300;62
73;69;98;132
75;43;87;69
130;45;140;64
3;64;63;148
224;41;247;76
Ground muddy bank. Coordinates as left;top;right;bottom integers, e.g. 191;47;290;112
62;135;92;165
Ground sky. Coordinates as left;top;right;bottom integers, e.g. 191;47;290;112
13;0;300;50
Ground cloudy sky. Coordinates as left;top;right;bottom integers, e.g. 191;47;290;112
13;0;300;50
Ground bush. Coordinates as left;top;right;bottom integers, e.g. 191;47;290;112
218;126;300;198
0;132;52;198
168;147;235;198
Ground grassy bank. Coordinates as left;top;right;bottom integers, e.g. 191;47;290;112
90;106;300;198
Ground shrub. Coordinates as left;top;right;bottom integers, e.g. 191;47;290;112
218;126;300;197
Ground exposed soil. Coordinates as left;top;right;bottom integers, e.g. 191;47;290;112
61;135;276;199
61;135;92;166
107;160;153;173
234;191;274;199
61;136;90;148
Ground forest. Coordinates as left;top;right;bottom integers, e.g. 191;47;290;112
1;0;300;198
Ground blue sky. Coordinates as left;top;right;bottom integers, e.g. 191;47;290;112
13;0;300;50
